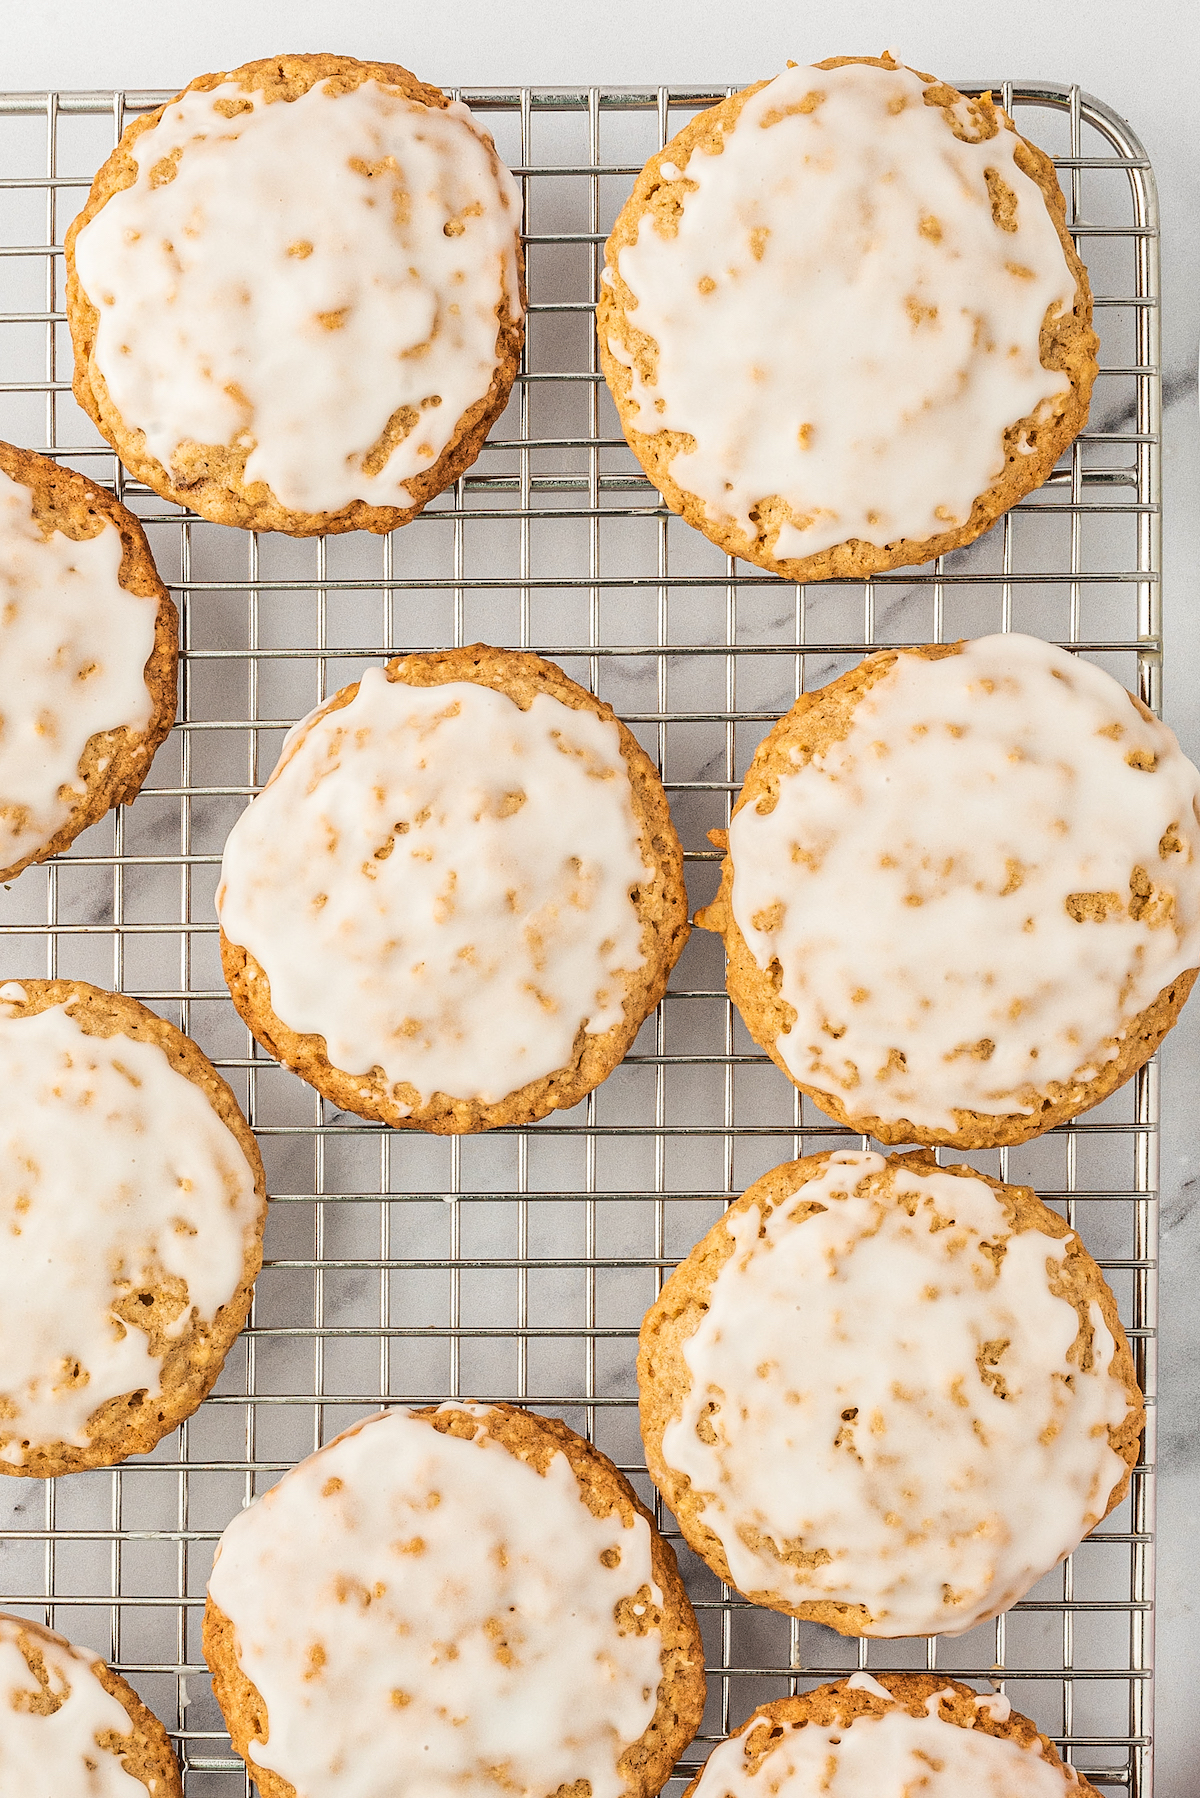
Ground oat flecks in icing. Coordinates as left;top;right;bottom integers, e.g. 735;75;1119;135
0;1000;261;1462
207;1408;664;1798
0;1618;146;1793
689;1694;1078;1797
217;673;651;1105
72;78;522;514
729;634;1200;1130
612;61;1074;558
662;1149;1130;1636
0;468;156;870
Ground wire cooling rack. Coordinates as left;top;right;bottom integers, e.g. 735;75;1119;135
0;77;1160;1798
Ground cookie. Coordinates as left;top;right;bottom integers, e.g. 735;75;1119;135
66;54;525;536
599;55;1096;581
217;644;690;1132
0;1612;183;1795
203;1403;706;1798
0;441;177;884
0;979;267;1477
697;634;1200;1147
638;1147;1143;1637
684;1674;1099;1798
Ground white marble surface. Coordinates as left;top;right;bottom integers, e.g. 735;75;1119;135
5;0;1198;1787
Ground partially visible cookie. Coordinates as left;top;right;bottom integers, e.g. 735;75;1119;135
639;1147;1143;1637
0;1612;183;1795
683;1675;1099;1798
0;979;266;1477
217;644;690;1132
0;441;177;883
698;634;1200;1147
204;1403;706;1798
599;54;1096;581
66;54;525;536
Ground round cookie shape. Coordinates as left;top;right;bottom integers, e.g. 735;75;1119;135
0;1613;183;1796
638;1148;1142;1637
684;1675;1099;1798
203;1402;706;1798
0;979;267;1477
0;442;177;884
66;54;525;536
698;634;1200;1147
598;55;1097;581
217;644;689;1133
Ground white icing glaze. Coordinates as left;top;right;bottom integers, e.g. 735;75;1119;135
72;76;522;514
690;1693;1078;1797
0;1617;146;1794
660;1149;1131;1636
843;1670;892;1700
217;673;651;1106
610;61;1075;558
207;1407;665;1798
728;634;1200;1131
0;467;157;872
0;998;261;1462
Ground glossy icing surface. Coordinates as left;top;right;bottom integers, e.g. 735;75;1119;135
609;61;1076;557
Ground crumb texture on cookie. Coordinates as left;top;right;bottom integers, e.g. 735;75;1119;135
217;647;688;1131
685;1674;1096;1797
600;57;1095;577
0;463;161;878
641;1149;1141;1636
69;58;523;529
205;1404;703;1798
709;634;1200;1141
0;1613;181;1795
0;981;264;1471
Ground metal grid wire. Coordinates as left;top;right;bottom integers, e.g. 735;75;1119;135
0;77;1159;1798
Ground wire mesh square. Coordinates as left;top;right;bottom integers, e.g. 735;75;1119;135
0;77;1159;1797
